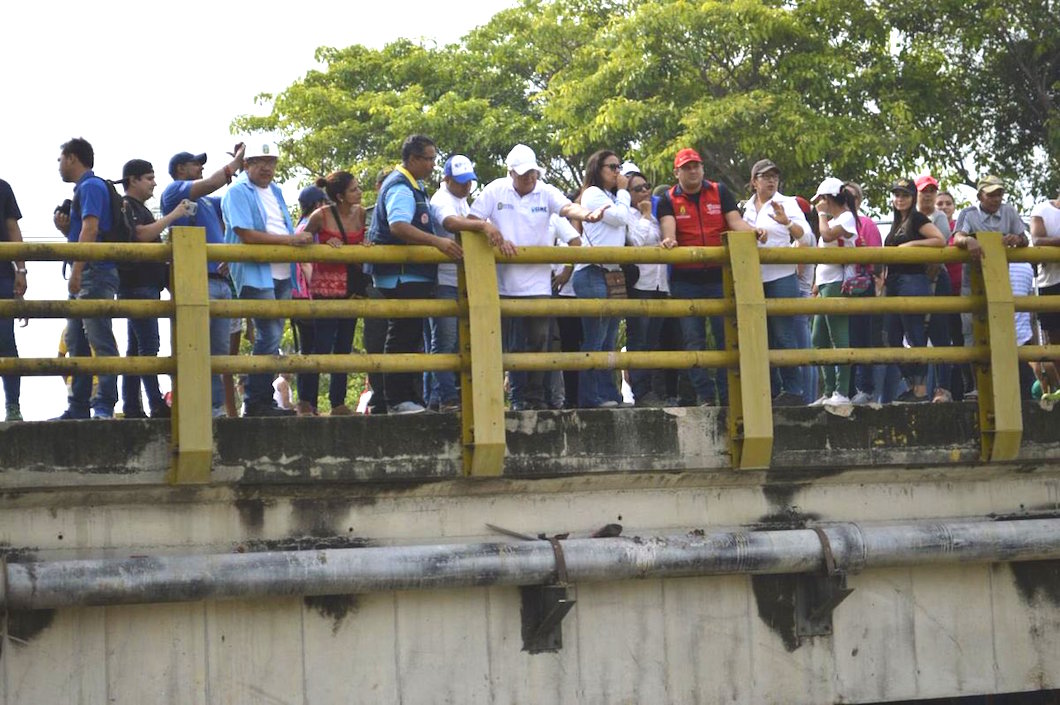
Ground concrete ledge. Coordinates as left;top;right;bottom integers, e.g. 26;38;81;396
1;403;1058;488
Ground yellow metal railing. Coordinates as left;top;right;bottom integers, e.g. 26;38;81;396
1;229;1059;481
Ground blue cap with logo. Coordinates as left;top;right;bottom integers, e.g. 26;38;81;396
168;151;207;179
443;155;477;184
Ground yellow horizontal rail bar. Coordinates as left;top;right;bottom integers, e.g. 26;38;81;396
765;296;982;316
204;243;451;264
769;346;989;367
210;299;460;319
0;357;175;375
1013;296;1060;313
0;300;174;318
0;242;170;262
210;353;461;374
505;350;737;371
0;294;1016;321
500;298;733;317
1016;345;1060;361
497;246;729;265
1007;249;1060;264
757;248;973;265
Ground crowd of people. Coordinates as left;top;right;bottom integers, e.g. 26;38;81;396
1;133;1059;421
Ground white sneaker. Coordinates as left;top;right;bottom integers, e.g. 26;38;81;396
824;392;851;407
850;391;874;405
809;394;831;407
391;401;427;415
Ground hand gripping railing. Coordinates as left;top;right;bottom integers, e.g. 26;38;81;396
1;229;1058;481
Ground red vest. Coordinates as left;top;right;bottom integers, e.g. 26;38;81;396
668;181;725;270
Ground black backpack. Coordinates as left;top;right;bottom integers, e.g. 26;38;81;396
71;176;135;243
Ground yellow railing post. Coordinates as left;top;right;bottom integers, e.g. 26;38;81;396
723;231;773;469
458;232;506;476
167;226;213;484
969;231;1022;461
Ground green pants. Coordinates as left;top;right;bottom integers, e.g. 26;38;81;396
811;281;850;396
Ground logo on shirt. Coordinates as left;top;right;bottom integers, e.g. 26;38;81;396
679;206;687;215
531;206;548;213
420;212;430;225
706;204;721;215
497;203;509;210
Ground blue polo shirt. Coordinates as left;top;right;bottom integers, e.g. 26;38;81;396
220;173;297;294
161;181;225;274
70;170;115;269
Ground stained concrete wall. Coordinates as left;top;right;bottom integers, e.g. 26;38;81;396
1;405;1059;704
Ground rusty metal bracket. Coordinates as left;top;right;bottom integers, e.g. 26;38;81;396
796;528;854;637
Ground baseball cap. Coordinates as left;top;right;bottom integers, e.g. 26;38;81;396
915;175;940;191
443;155;477;184
890;178;917;196
674;148;702;169
298;185;326;213
977;175;1005;194
751;159;780;179
505;144;545;176
168;151;206;178
244;141;279;160
122;159;154;185
620;161;642;177
811;177;845;201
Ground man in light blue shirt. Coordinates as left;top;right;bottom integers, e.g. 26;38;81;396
221;141;313;417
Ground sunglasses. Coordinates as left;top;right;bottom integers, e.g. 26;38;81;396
602;163;621;171
630;184;653;193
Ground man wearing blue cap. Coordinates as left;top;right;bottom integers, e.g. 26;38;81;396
423;155;514;411
161;143;246;416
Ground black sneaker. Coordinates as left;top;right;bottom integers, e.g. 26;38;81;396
244;402;296;417
53;409;90;420
150;405;172;419
123;408;148;420
894;389;929;403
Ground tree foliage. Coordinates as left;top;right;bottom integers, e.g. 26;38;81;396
234;0;1059;208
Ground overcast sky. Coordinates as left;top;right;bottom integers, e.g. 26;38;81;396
3;0;514;419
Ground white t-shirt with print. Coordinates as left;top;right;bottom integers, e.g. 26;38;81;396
814;210;858;286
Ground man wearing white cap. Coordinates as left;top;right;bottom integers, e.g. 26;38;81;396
221;141;313;417
469;143;607;410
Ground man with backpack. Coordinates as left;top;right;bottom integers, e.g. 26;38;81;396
53;137;121;419
118;159;192;419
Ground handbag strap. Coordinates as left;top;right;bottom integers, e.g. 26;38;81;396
329;204;349;242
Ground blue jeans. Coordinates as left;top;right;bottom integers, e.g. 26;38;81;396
669;275;727;405
119;285;163;413
0;276;19;407
848;288;881;397
208;277;233;411
884;272;931;383
423;284;459;407
793;288;817;403
304;313;357;408
66;265;120;415
502;295;551;407
926;271;953;393
240;278;291;407
763;274;804;398
626;287;667;402
573;266;621;407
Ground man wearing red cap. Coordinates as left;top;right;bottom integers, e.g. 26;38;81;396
659;148;758;406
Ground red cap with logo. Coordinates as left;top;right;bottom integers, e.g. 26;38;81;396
674;148;703;169
915;175;939;191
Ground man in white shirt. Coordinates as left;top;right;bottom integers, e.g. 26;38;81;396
469;144;606;410
426;155;514;411
221;142;313;416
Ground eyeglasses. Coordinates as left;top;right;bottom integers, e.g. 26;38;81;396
755;173;780;181
631;184;652;193
602;163;621;172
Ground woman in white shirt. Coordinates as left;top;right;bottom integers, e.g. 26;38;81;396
622;164;668;406
573;150;636;408
810;177;860;407
743;159;813;406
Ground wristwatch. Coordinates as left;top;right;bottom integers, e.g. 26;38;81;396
15;268;27;274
